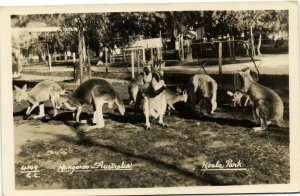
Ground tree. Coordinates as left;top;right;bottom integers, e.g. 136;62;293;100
235;10;284;56
203;10;287;56
163;11;203;61
60;14;87;83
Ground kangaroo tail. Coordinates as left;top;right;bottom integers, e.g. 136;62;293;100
275;119;288;128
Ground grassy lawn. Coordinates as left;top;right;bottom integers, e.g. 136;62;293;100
14;80;290;189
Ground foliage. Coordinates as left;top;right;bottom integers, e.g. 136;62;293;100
202;10;287;39
11;10;288;52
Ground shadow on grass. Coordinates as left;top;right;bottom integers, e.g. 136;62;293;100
34;106;144;127
56;120;225;186
13;107;57;120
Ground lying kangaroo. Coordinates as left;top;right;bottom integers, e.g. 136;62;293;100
235;67;285;132
54;78;125;131
14;80;65;119
188;74;218;115
227;90;251;107
165;87;188;111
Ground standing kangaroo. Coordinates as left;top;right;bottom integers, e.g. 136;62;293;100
188;74;218;115
141;70;167;129
128;64;153;105
235;68;285;132
14;80;65;119
54;78;125;132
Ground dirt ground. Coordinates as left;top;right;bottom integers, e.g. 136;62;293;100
13;79;290;189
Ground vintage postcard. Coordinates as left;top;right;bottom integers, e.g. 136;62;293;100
1;1;300;196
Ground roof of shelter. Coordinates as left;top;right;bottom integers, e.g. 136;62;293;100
131;38;163;49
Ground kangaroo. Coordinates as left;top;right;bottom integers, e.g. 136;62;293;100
54;78;125;132
14;80;65;119
128;63;153;105
235;67;284;132
141;70;167;129
188;74;218;115
227;90;251;107
165;87;188;111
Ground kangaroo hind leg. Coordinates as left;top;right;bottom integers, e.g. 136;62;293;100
32;103;46;119
143;98;151;129
84;99;105;132
252;104;268;133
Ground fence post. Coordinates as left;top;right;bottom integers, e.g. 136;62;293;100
105;47;108;73
131;51;135;79
48;54;52;71
72;52;76;63
150;48;154;60
138;50;140;74
64;51;67;63
142;48;145;62
218;41;222;74
232;36;236;61
180;34;184;61
227;36;233;61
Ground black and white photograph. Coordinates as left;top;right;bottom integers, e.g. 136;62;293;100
1;2;300;195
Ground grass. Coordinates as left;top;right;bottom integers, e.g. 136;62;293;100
14;81;290;189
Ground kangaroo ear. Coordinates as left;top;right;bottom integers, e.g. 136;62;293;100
14;85;21;91
183;89;187;94
160;62;165;70
176;87;182;93
242;67;251;75
160;70;164;77
22;84;27;91
227;91;234;96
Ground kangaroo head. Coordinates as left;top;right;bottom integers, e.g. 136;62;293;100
153;60;165;78
14;84;28;102
115;94;125;115
241;67;259;82
227;91;242;101
182;90;188;102
235;67;253;94
152;71;162;83
151;71;165;89
227;91;243;107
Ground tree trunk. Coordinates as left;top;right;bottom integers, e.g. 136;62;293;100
257;32;262;56
86;45;92;79
75;30;82;84
76;29;91;84
81;33;91;82
64;51;67;63
250;26;256;56
105;47;108;74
